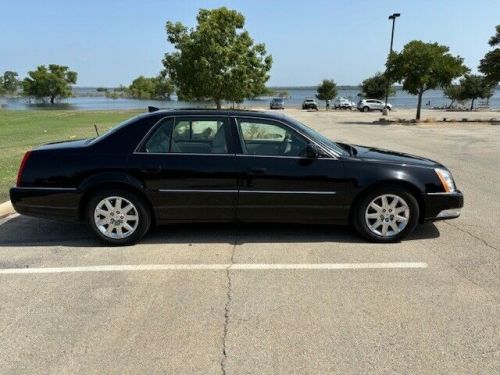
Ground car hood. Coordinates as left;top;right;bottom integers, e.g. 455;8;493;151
35;139;90;151
346;144;441;167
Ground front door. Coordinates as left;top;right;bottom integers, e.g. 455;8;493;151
129;115;238;221
234;117;347;223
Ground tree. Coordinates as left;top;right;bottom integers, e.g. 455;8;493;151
387;41;468;120
360;72;395;100
153;73;175;100
163;7;272;109
22;64;77;104
127;74;175;100
443;84;464;108
127;76;156;99
316;79;337;109
2;71;19;94
458;74;495;110
479;25;500;85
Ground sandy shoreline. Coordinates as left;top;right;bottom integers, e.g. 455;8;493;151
247;107;500;125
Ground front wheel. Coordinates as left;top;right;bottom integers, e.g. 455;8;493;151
86;189;151;245
352;186;419;243
363;106;370;112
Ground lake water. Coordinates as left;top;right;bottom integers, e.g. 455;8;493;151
1;87;499;111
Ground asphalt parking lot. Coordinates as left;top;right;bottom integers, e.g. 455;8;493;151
0;111;498;374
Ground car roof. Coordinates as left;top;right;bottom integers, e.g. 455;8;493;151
143;108;290;120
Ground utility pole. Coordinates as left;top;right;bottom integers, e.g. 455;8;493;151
383;13;400;116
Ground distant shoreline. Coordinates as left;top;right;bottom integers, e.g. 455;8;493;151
71;85;500;90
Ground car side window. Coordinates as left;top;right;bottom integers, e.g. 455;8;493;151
143;117;174;153
171;118;229;154
237;119;309;157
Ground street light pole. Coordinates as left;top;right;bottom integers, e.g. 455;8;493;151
383;13;400;115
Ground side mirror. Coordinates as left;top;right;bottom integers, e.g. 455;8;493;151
305;143;321;158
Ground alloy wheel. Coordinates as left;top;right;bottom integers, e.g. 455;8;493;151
365;194;410;237
93;196;139;239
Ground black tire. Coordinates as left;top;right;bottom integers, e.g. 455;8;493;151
363;106;370;112
352;185;419;243
86;188;151;246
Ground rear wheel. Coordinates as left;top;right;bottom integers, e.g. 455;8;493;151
363;106;370;112
86;189;151;245
352;186;419;243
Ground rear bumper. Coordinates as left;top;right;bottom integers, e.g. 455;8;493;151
10;187;81;221
423;191;464;221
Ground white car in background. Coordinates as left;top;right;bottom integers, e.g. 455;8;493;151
357;99;392;112
334;97;356;110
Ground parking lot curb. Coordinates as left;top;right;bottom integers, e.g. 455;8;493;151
0;201;14;219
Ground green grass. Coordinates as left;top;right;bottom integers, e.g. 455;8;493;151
0;109;142;202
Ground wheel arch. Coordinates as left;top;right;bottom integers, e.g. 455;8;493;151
348;179;426;224
78;173;155;224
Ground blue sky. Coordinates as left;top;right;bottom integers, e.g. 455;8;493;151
2;0;499;87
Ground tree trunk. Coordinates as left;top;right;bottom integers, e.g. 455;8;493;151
50;96;55;104
416;90;423;120
215;99;221;109
470;98;475;110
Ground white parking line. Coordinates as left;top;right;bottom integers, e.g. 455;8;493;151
0;262;428;274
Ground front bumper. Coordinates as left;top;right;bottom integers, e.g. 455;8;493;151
423;191;464;221
10;187;81;221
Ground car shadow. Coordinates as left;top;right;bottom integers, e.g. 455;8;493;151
0;215;440;248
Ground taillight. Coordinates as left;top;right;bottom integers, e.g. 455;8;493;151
16;151;32;187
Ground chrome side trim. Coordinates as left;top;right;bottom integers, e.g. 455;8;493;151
236;154;334;160
133;152;234;156
133;152;332;160
426;192;456;195
157;189;336;195
158;189;237;193
14;187;77;191
240;190;336;195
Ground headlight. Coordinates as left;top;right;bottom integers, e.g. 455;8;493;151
435;168;456;192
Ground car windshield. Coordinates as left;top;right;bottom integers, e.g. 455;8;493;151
287;117;348;156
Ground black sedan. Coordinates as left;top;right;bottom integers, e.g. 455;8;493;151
10;109;463;245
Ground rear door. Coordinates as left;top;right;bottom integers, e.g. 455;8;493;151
129;115;238;221
234;116;347;223
373;100;384;110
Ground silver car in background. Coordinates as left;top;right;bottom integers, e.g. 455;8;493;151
270;97;285;110
357;99;392;112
